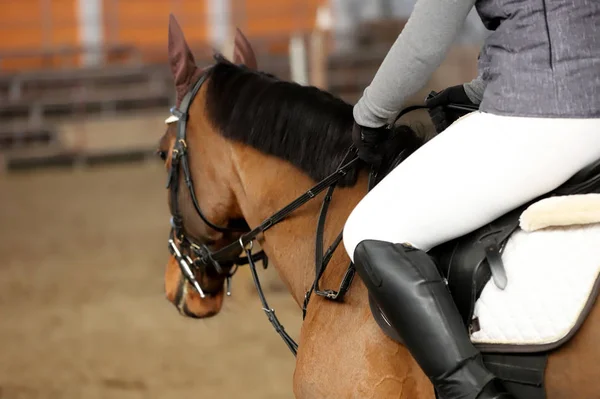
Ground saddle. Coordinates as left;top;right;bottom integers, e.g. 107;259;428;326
370;157;600;336
432;157;600;328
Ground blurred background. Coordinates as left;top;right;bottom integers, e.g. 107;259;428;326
0;1;487;397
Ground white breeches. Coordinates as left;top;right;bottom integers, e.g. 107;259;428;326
343;111;600;261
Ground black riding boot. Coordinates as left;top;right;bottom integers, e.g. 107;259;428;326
353;239;515;399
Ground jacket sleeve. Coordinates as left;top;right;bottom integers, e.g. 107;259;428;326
353;0;478;128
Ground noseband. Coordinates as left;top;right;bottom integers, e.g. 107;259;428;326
165;65;425;356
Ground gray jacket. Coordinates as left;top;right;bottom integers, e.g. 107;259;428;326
354;0;600;128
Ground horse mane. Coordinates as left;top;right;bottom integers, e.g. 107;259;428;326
204;54;422;186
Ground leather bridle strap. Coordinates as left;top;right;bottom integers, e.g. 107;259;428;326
201;154;362;264
245;243;299;355
301;154;383;318
167;68;262;298
169;69;247;235
231;99;478;357
187;150;362;358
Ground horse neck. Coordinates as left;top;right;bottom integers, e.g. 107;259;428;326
230;143;368;306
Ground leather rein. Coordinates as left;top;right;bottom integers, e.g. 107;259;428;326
165;67;458;357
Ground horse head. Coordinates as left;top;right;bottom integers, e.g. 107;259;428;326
160;15;259;318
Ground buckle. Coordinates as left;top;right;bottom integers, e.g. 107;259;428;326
170;107;186;120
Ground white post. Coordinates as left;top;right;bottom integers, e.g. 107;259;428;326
77;0;104;66
207;0;231;50
309;5;332;89
289;34;308;85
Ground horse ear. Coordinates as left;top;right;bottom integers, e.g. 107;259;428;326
233;28;257;69
168;14;199;106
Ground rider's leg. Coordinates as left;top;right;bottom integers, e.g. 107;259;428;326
343;112;600;399
354;240;507;398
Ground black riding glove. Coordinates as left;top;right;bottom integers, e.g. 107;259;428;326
426;85;477;134
351;121;388;167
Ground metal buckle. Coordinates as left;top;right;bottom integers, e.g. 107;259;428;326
170;106;185;120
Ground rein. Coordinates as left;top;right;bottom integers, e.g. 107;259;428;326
166;69;459;356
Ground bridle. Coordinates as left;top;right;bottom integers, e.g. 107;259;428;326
165;64;446;356
167;68;268;298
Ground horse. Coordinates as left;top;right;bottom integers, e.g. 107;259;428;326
157;14;600;398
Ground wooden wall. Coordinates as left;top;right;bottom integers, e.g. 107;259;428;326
0;0;325;72
240;0;320;37
0;0;78;70
102;0;208;64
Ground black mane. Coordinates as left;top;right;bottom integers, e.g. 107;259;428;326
204;55;421;186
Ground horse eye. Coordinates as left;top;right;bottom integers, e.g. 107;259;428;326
156;150;167;161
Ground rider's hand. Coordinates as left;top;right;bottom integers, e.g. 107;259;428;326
352;122;388;167
426;85;476;133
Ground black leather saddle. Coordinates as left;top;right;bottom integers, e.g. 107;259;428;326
369;156;600;340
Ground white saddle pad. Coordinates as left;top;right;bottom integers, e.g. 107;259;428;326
470;223;600;347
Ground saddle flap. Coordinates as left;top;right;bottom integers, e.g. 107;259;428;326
433;205;523;326
433;160;600;328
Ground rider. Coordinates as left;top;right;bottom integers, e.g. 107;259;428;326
343;0;600;398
